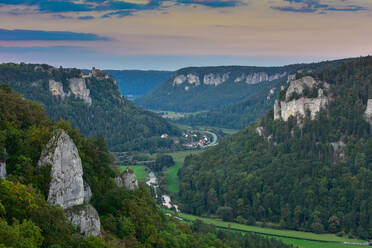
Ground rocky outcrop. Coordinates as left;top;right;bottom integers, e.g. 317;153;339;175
115;168;139;190
331;141;346;163
204;73;230;86
364;99;372;126
49;80;67;99
235;72;287;84
173;75;187;85
84;182;92;204
48;78;92;106
0;161;6;179
65;204;101;237
38;130;85;209
267;88;275;100
38;129;100;236
274;76;330;121
69;78;92;106
187;74;200;85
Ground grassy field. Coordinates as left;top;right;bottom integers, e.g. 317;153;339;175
120;165;148;180
166;162;182;193
164;150;203;193
171;212;366;248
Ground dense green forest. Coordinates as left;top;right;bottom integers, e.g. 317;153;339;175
0;84;293;248
136;59;351;113
103;70;174;97
174;78;286;129
178;56;372;239
0;63;179;151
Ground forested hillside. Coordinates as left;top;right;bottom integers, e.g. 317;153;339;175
178;56;372;239
0;63;179;151
136;59;351;113
0;84;292;248
103;70;174;98
174;77;286;129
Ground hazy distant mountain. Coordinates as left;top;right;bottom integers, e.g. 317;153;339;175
104;70;174;98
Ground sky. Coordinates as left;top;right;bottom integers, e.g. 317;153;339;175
0;0;371;70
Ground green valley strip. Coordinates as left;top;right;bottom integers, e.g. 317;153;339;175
165;211;366;248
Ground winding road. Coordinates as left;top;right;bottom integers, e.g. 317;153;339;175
200;130;218;147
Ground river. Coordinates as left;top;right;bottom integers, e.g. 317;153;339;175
146;171;179;212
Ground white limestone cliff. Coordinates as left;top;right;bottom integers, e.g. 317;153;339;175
38;129;101;236
49;80;67;99
173;75;187;85
187;74;200;85
364;99;372;126
65;204;101;237
330;141;346;163
69;78;92;106
235;72;287;84
0;161;6;179
38;130;85;209
115;168;139;190
203;73;230;86
274;76;330;122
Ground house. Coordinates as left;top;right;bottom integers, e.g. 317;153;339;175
161;133;168;139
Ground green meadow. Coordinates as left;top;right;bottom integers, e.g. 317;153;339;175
120;165;148;180
169;211;366;248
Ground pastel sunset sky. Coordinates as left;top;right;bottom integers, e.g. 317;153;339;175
0;0;371;70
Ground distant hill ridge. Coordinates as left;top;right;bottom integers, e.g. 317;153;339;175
0;63;179;151
136;59;352;113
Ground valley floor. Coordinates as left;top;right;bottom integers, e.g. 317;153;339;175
164;211;367;248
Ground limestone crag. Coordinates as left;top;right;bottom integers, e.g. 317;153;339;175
49;80;68;99
330;141;346;163
65;204;101;237
38;129;101;236
203;73;230;86
48;77;92;106
173;71;287;88
84;181;92;204
364;99;372;126
274;76;330;121
38;130;85;209
173;75;187;85
186;74;200;85
235;72;287;84
0;161;6;179
69;78;92;106
115;168;139;190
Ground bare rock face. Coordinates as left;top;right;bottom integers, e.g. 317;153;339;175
38;129;85;209
115;168;139;190
331;141;346;163
0;161;6;179
186;74;200;85
235;72;287;84
38;129;101;236
274;76;329;122
173;75;187;85
65;204;101;237
84;181;92;204
69;78;92;106
364;99;372;126
203;73;230;86
49;80;67;99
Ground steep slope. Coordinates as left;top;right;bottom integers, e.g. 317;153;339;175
136;59;351;113
0;63;179;151
0;84;292;248
104;70;174;98
178;56;372;239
